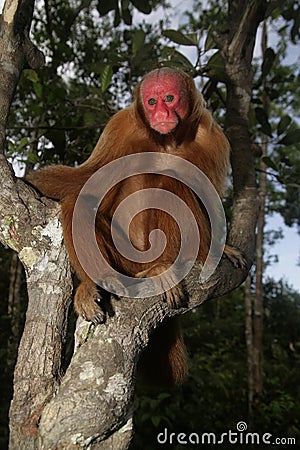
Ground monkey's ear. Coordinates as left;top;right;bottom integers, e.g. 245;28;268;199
133;81;148;126
133;81;141;101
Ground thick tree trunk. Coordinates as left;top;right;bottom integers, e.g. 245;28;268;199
9;209;73;449
220;0;267;259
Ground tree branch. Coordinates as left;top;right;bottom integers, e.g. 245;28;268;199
222;1;268;261
227;0;266;62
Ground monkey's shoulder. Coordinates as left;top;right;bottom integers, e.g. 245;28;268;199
104;105;141;134
91;106;148;161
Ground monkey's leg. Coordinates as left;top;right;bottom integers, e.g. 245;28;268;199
61;195;109;324
135;262;186;309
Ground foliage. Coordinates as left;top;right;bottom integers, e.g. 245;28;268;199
6;0;170;169
0;248;27;449
245;19;300;231
133;283;300;449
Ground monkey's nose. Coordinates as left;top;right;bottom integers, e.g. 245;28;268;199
153;103;170;122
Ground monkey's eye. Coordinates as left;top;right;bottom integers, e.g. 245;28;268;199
164;94;175;103
148;98;157;105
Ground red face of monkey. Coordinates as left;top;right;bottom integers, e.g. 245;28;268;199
141;72;189;135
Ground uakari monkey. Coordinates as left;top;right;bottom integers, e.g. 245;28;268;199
27;67;244;386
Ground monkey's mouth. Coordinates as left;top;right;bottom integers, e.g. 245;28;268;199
152;121;178;134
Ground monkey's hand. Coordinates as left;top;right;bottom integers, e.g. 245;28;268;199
135;263;186;309
74;281;105;324
223;244;248;269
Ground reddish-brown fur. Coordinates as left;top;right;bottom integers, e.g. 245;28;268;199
27;67;240;386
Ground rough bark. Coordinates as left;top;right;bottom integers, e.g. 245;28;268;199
9;204;73;450
245;273;254;427
0;0;266;448
7;252;24;368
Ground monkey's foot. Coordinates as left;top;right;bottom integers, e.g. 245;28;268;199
224;244;248;269
74;281;105;324
163;284;186;309
135;263;186;309
101;276;128;297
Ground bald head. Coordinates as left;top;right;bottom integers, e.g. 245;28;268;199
140;68;191;134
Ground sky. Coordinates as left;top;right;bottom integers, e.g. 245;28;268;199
265;215;299;291
1;0;299;291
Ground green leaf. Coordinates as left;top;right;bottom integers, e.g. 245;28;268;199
277;115;292;136
83;111;96;127
157;392;171;400
26;151;41;165
206;51;224;70
172;50;195;69
23;69;39;83
261;47;276;78
122;8;132;25
278;129;300;146
122;0;132;25
132;29;146;55
160;47;194;71
33;83;43;99
97;0;117;15
262;156;278;171
22;69;43;99
186;32;198;45
162;29;197;46
101;65;113;93
113;6;121;26
151;416;161;427
90;61;104;74
131;0;151;14
206;51;227;82
255;107;272;137
204;28;216;52
16;137;29;152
